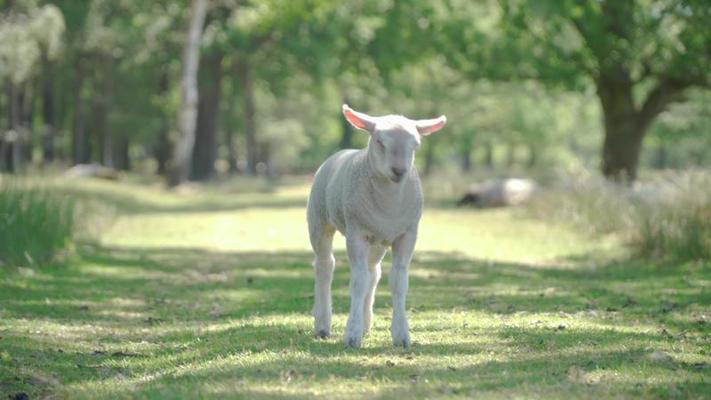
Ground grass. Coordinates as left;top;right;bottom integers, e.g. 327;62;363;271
0;177;76;267
0;175;709;399
528;170;711;262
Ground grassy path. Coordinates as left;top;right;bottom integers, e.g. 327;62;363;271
1;178;709;399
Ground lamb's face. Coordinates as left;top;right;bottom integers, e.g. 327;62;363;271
371;123;421;183
341;104;446;183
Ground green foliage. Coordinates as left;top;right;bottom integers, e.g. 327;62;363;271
0;178;76;267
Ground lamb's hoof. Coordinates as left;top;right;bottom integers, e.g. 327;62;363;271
393;335;410;349
343;335;362;349
315;330;330;339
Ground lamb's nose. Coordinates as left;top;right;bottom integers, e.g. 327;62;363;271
391;167;406;178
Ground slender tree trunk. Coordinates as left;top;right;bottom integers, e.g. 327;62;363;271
527;144;537;168
653;142;667;170
41;53;56;164
155;130;171;175
236;57;258;175
506;142;515;167
113;134;130;170
96;56;114;167
460;136;472;172
168;0;208;187
191;49;223;181
225;127;239;174
72;58;90;165
155;72;171;175
423;138;436;176
482;140;493;168
339;96;354;149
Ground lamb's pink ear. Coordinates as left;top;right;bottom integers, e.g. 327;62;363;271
342;104;376;132
416;115;447;136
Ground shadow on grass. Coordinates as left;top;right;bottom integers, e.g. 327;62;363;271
1;245;709;398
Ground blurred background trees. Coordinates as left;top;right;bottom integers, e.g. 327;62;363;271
0;0;709;183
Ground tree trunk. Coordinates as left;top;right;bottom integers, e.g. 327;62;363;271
225;128;239;174
113;134;130;171
96;56;114;168
339;96;354;149
72;59;90;165
596;70;685;182
155;129;171;175
236;57;258;175
597;75;644;182
460;137;472;172
168;0;208;187
600;122;645;181
527;144;537;168
422;138;436;176
191;49;223;181
41;53;56;164
482;140;493;168
155;72;171;175
506;142;515;167
653;142;667;170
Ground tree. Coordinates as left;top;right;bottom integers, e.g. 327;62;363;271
442;0;711;181
168;0;207;187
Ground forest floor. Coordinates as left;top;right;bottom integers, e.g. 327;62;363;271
1;176;709;399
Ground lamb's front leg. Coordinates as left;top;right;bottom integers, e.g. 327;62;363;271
344;231;370;348
390;230;417;348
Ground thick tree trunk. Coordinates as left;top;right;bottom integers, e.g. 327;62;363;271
600;123;645;181
596;70;685;182
191;50;223;181
168;0;207;187
597;75;644;182
236;58;258;175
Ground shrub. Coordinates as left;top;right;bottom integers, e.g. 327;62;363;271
529;170;711;261
0;178;76;267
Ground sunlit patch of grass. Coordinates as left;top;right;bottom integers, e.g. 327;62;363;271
0;177;709;399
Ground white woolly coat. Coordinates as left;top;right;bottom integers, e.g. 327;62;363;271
307;145;423;245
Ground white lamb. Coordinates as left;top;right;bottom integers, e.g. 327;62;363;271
307;104;447;348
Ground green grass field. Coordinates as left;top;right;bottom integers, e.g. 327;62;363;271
1;177;709;399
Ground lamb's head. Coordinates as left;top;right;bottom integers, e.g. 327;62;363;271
342;104;447;183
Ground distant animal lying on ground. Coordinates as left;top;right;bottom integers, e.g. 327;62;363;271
306;104;447;348
64;163;120;180
457;178;537;208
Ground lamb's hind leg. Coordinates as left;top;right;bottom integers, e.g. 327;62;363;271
363;245;386;335
310;224;336;338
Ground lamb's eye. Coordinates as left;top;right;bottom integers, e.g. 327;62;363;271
376;139;385;149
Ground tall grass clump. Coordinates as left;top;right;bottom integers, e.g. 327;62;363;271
0;178;76;267
529;170;711;261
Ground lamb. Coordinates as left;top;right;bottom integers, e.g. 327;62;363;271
306;104;447;348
